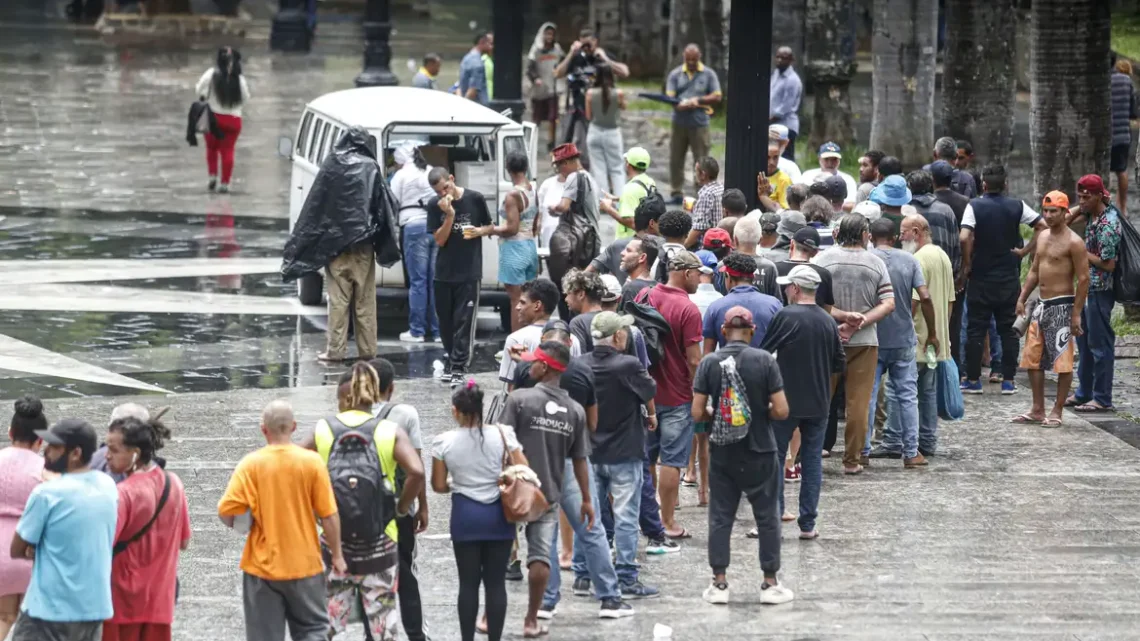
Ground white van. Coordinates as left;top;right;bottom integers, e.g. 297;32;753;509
281;87;538;329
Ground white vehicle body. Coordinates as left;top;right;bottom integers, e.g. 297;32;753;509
283;87;538;309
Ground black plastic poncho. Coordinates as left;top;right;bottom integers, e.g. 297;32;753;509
281;126;401;281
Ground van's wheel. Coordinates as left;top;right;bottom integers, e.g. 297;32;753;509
499;303;512;333
298;272;324;306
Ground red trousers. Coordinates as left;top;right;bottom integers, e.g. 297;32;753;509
102;622;172;641
205;113;242;184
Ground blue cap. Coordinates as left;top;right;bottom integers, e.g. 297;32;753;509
929;160;955;185
694;249;719;272
869;174;913;207
818;142;842;158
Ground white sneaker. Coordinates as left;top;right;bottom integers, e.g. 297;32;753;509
399;331;424;343
702;581;729;605
760;582;795;605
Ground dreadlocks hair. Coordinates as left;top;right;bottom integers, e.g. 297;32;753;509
340;361;382;409
109;412;172;466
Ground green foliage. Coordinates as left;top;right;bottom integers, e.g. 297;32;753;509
1112;13;1140;62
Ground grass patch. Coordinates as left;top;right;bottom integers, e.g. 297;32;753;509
1112;305;1140;336
1113;13;1140;62
623;80;726;132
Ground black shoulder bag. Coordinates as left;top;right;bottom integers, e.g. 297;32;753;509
113;470;172;556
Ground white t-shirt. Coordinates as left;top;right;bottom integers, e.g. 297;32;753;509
433;425;522;504
536;175;565;248
778;157;802;184
959;201;1042;229
195;68;251;118
499;323;583;383
390;163;436;227
797;168;858;204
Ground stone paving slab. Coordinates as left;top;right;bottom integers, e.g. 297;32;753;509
4;370;1138;641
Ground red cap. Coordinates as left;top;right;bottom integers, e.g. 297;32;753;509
723;306;755;329
1077;174;1110;197
702;227;733;250
719;264;752;279
552;143;581;163
520;347;567;373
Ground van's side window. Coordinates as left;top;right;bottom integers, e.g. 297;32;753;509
296;112;313;158
308;118;325;164
329;127;342;155
314;121;331;164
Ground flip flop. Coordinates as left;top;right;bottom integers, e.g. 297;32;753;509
1041;417;1063;428
665;528;692;540
1075;403;1115;413
1010;413;1044;424
1063;396;1085;407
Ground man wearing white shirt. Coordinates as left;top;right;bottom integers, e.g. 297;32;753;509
798;142;857;211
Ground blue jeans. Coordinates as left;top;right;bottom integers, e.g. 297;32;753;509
773;416;825;533
592;461;642;585
959;298;1001;370
402;221;439;338
544;459;620;607
917;364;938;452
865;346;920;459
601;443;666;541
1075;289;1116;407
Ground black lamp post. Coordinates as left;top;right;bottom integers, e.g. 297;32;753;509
486;0;526;122
270;0;312;53
355;0;399;87
723;0;774;210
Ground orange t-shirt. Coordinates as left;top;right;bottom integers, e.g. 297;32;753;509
217;444;337;581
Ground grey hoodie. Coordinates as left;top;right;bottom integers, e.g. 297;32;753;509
526;21;564;101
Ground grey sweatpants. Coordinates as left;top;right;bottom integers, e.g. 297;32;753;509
11;613;100;641
243;571;328;641
707;447;782;578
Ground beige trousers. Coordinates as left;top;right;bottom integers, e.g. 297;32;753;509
326;243;377;360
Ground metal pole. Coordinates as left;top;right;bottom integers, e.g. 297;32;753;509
487;0;526;122
356;0;398;87
724;0;773;209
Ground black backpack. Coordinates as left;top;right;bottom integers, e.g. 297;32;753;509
325;414;396;547
625;286;672;368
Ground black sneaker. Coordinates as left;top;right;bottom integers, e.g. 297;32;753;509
505;559;523;581
572;577;591;596
207;178;217;192
449;372;465;388
918;446;936;457
646;537;681;554
868;446;902;459
598;598;634;618
620;580;660;599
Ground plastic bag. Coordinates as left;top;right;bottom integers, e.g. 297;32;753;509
936;358;964;421
1114;213;1140;304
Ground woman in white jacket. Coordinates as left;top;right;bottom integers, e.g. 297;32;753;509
390;142;441;343
195;47;251;193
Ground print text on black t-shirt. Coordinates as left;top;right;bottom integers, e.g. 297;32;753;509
426;189;493;283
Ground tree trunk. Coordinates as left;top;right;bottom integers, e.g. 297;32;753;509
1030;0;1111;202
869;0;937;167
772;0;805;66
700;0;729;84
668;0;704;67
806;0;857;150
942;0;1016;167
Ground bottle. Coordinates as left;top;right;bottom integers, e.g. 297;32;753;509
924;345;937;369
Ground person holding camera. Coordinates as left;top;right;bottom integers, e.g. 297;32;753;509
555;29;630;159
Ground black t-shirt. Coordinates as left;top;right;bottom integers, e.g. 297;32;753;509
620;278;656;308
693;342;784;458
513;358;596;411
426;189;492;283
774;260;836;308
758;304;845;419
569;311;600;353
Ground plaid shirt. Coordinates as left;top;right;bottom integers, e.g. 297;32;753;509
691;181;724;231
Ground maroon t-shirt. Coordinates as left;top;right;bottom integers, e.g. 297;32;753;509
645;284;703;407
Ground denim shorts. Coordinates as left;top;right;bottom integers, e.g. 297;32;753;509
524;504;560;567
647;404;694;468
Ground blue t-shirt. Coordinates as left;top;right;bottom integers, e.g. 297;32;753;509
459;49;488;105
871;246;926;350
16;470;118;622
703;285;783;348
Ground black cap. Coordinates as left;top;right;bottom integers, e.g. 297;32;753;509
792;226;821;251
823;174;848;201
36;418;98;458
543;319;571;334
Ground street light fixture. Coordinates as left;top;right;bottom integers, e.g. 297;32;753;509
356;0;399;87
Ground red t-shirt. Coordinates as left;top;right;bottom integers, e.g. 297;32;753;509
110;466;191;625
645;284;703;407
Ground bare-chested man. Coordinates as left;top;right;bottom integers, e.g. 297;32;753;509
1012;191;1090;427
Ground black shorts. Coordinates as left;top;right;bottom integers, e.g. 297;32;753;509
1111;143;1130;173
530;97;559;124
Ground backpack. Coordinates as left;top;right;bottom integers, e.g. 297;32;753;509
553;170;600;269
626;286;671;367
710;354;752;446
324;414;397;547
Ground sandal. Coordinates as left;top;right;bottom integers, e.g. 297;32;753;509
1075;402;1115;413
1063;396;1086;407
843;464;864;475
781;511;795;522
1010;413;1043;424
666;528;692;540
1041;417;1063;428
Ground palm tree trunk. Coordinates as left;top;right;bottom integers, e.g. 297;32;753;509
806;0;857;150
869;0;937;167
1030;0;1111;201
942;0;1016;166
700;0;728;83
772;0;805;65
668;0;703;65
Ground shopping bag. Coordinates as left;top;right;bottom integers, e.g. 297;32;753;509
937;358;965;421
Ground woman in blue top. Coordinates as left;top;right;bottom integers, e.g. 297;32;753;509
463;152;540;332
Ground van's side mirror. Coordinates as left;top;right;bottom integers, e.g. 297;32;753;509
277;136;293;159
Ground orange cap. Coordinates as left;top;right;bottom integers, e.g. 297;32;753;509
1042;190;1069;209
